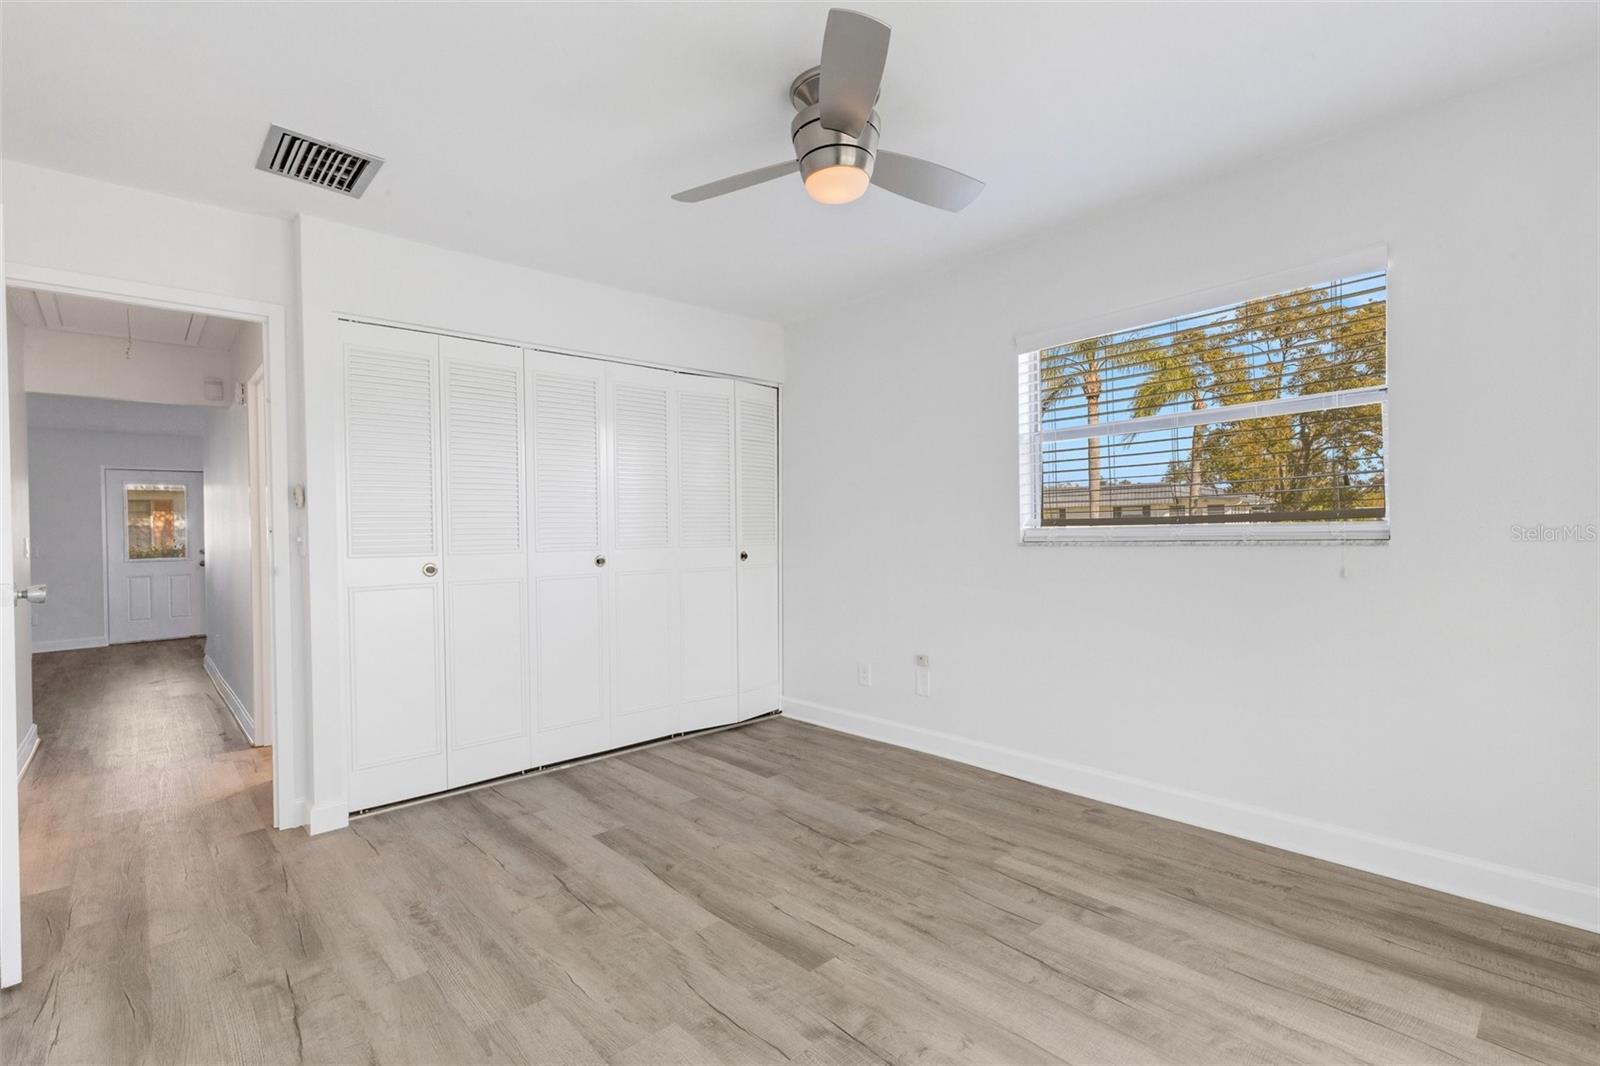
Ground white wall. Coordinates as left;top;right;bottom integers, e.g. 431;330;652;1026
7;311;27;755
781;60;1600;930
296;216;787;830
24;328;233;407
26;396;204;650
201;325;263;739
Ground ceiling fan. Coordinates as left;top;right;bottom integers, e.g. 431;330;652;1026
671;8;984;212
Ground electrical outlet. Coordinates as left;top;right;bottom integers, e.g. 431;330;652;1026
857;662;872;686
915;666;932;697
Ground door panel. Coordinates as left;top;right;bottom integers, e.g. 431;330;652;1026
607;362;680;748
614;567;675;716
128;577;152;621
675;375;739;731
104;469;205;644
348;584;446;807
534;574;606;732
341;323;446;809
445;579;528;785
735;382;781;717
440;337;529;786
528;350;611;764
169;575;192;618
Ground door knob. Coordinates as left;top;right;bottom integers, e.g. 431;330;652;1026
15;584;46;605
422;563;439;577
594;555;606;568
740;551;749;562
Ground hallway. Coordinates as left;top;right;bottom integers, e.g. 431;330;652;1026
3;639;272;1061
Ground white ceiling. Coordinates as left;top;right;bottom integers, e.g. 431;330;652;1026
3;3;1594;322
6;287;245;350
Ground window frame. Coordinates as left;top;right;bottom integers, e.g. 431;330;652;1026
1016;248;1391;546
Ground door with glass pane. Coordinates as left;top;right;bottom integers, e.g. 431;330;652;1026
104;469;206;644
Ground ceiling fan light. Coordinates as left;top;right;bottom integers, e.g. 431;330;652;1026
804;163;871;205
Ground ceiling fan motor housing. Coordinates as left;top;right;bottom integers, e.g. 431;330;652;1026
791;104;880;183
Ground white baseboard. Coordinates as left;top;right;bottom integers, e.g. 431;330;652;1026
203;655;256;746
782;697;1600;933
15;724;39;781
32;636;108;654
308;801;349;835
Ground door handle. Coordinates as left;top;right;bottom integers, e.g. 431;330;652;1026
15;584;46;606
740;551;749;562
594;555;606;568
422;563;439;577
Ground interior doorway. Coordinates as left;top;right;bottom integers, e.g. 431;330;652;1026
0;269;294;990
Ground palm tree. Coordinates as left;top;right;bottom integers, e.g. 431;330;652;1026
1131;327;1216;515
1039;337;1138;519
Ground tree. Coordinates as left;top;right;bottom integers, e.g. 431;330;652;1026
1039;337;1140;518
1130;326;1216;513
1185;287;1387;515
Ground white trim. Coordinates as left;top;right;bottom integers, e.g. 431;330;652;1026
1014;244;1388;355
308;801;349;836
31;636;109;654
1022;520;1391;546
5;264;302;831
15;726;39;781
1037;386;1388;444
781;698;1600;933
204;653;255;746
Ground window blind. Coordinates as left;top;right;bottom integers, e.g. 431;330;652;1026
1018;272;1387;535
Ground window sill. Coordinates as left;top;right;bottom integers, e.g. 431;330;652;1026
1020;521;1390;546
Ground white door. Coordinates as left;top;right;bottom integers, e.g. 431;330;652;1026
735;382;781;717
607;362;681;749
105;469;205;644
675;374;740;733
440;336;530;786
527;350;612;765
341;323;447;810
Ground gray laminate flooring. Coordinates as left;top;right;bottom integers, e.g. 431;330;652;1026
2;639;1596;1064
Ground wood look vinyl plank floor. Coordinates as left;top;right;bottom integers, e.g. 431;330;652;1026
2;640;1597;1065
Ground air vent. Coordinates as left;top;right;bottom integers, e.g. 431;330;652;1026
255;124;383;197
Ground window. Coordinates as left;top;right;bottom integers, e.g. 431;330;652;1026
126;484;189;559
1018;270;1387;541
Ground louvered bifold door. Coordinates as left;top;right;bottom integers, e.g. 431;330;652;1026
341;322;447;810
606;361;684;749
527;351;613;765
674;374;740;733
440;337;530;788
735;381;781;717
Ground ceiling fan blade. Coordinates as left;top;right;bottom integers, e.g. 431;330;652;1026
670;161;799;203
872;151;985;212
819;8;890;137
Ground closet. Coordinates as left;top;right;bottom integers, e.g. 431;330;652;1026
341;322;779;811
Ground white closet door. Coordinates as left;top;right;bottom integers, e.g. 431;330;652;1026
342;322;447;810
675;375;739;732
607;361;682;748
441;336;530;787
735;381;781;717
527;350;613;765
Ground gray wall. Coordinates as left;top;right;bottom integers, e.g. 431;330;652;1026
27;395;205;650
200;326;263;732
